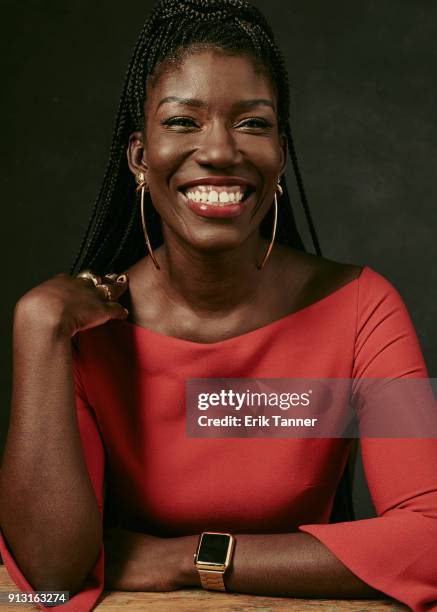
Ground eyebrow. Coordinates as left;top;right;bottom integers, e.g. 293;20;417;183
156;96;275;111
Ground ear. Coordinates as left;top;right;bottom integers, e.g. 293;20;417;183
127;130;149;177
278;132;287;177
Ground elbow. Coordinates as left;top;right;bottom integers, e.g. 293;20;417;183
31;544;102;595
1;526;103;597
0;496;103;596
32;577;87;598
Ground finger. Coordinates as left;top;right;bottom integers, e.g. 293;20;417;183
102;281;129;302
76;272;102;286
102;273;119;282
100;273;129;298
76;276;96;288
94;284;113;302
106;301;129;319
101;273;129;285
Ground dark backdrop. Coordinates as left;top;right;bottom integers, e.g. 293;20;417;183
1;0;436;520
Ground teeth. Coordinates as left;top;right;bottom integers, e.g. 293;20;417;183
183;184;247;206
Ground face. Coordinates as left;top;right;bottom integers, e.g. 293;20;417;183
128;48;286;253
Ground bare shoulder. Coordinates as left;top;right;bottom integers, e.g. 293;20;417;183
300;250;363;291
274;246;363;308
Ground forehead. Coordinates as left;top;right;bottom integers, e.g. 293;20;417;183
146;49;277;111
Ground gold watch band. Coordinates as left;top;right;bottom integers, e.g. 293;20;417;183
194;532;235;592
198;568;226;591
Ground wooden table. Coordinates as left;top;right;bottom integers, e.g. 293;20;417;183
0;565;409;611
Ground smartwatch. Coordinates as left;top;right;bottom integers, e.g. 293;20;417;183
193;531;235;591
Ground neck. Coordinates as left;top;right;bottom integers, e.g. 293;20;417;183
151;231;271;315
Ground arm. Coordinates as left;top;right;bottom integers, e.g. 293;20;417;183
186;532;386;598
1;273;137;611
103;527;385;598
0;301;102;593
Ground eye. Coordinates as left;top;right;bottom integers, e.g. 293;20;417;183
161;117;198;129
237;117;273;129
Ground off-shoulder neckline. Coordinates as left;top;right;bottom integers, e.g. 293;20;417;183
117;266;368;348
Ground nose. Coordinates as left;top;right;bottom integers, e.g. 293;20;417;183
193;120;243;168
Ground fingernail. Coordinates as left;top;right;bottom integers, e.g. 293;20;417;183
122;308;129;316
116;274;127;284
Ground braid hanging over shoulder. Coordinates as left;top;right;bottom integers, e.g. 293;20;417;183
69;0;322;277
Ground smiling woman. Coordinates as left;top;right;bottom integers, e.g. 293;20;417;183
1;0;437;611
67;0;319;279
127;51;286;258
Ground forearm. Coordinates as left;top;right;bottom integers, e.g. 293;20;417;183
106;528;386;599
181;532;385;599
0;302;101;592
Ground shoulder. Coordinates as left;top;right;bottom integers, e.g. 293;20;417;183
273;247;415;321
348;264;411;318
273;246;364;308
345;267;427;378
280;251;426;377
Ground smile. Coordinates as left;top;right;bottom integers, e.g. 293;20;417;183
182;184;247;207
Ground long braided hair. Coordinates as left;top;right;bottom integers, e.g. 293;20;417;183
69;0;322;277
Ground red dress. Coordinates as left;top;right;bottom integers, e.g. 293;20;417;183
1;265;437;611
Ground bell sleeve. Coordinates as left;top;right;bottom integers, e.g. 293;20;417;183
0;337;106;611
298;267;437;612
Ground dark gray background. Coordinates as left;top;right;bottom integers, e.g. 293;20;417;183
1;0;436;520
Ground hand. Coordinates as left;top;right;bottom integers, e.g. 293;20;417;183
14;272;129;338
103;527;199;591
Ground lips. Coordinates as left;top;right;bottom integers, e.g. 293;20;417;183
177;176;256;191
176;176;256;219
178;177;255;201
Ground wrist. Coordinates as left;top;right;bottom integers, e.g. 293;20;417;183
14;298;72;341
175;534;201;588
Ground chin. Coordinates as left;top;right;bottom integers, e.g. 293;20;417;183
183;227;250;254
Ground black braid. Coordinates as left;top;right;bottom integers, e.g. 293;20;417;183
285;124;322;256
247;20;321;255
69;0;322;276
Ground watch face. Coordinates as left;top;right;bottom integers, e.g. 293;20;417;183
197;533;231;565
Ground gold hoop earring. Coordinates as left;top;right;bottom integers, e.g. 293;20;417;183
135;172;160;270
256;179;282;270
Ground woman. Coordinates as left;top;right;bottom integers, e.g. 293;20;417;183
1;0;436;610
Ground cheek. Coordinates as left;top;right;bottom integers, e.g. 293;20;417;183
147;137;182;180
144;135;186;222
244;138;283;172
